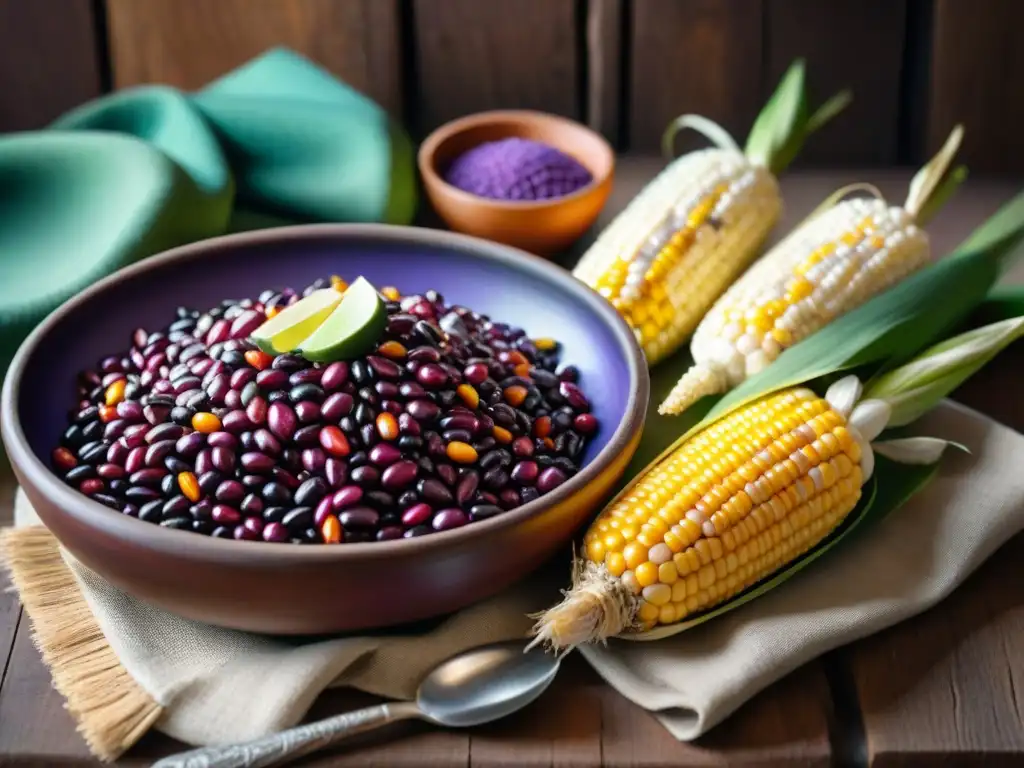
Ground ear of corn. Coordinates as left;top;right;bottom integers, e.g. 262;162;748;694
573;60;852;366
659;125;967;416
530;376;895;650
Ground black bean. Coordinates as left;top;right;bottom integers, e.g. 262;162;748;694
163;496;191;518
482;468;510;491
263;506;288;523
354;402;374;426
397;490;419;507
398;435;423;452
294;477;328;507
75;405;100;423
469;504;504;520
282;507;313;529
350;359;372;384
553;457;577;474
403;525;432;538
480;449;512;470
221;350;247;368
350;465;380;488
443;429;473;443
127;486;161;503
414;320;444;346
139;499;165;523
262;482;292;506
78;441;109;464
418;478;453;505
82;420;104;441
289;383;325;404
92;494;121;510
365;490;396;509
339;506;379;528
198;471;222;494
66;465;96;482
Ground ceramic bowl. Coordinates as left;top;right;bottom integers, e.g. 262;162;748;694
2;225;648;635
418;110;614;256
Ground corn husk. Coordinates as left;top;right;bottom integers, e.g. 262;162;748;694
534;190;1024;647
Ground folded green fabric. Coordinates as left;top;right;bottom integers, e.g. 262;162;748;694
0;47;417;374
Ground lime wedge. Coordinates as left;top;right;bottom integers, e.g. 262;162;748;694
250;287;344;355
298;276;387;363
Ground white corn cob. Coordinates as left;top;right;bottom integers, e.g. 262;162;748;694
573;143;781;365
659;126;966;415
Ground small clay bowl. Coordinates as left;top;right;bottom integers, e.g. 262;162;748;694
418;110;615;256
2;224;648;636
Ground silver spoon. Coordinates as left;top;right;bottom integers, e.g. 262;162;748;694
152;640;561;768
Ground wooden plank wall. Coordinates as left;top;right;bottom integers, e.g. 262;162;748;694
1;0;1023;173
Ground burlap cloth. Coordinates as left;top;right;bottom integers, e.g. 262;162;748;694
3;400;1024;761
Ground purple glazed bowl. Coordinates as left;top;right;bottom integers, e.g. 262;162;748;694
2;224;649;635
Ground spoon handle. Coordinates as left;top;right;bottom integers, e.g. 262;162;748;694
151;701;422;768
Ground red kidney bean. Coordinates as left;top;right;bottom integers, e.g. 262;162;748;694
301;448;326;473
240;494;263;516
193;449;212;476
381;460;418;491
230;310;264;338
221;410;251;434
173;432;203;458
432;508;468;531
350;465;379;488
212;504;241;525
121;423;150;448
321;392;354;422
205;319;230;346
435;463;458;487
396;412;421;437
106;441;129;464
332;485;363;509
501;493;524;512
365;356;400;379
124;446;146;475
369;443;401;466
511;436;534;457
340;506;379;528
216;480;245;504
211;446;236;474
537;467;567;493
262;522;289;542
267;402;297;441
245;396;268;426
319;425;350;456
314;496;334;527
145;440;176;467
324;458;347;488
401;503;432;526
97;463;124;480
406;400;439;422
295;401;321;423
574;413;598;434
416;364;448;388
249;429;279;456
241;452;274;473
511;460;539;485
230;368;256;390
224;390;242;409
130;468;167;488
320;361;349;391
256;369;288;390
117;401;144;422
456;471;479;505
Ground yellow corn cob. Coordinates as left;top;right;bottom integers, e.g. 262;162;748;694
530;376;892;650
659;125;966;416
573;62;851;366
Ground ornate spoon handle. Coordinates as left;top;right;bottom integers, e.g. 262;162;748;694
151;701;422;768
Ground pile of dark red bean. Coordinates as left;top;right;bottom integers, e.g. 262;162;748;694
50;278;599;544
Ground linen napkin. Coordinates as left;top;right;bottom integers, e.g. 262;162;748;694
4;399;1024;761
0;47;416;376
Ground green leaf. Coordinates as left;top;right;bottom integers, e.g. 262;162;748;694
744;59;852;175
864;315;1024;426
623;455;939;641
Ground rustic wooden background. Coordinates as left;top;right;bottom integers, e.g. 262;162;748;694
1;0;1022;173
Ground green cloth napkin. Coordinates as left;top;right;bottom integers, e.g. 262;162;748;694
0;47;417;375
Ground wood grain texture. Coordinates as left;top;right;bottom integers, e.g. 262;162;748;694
765;0;906;166
586;0;624;147
928;0;1024;174
105;0;404;116
0;0;101;130
628;0;763;154
412;0;580;134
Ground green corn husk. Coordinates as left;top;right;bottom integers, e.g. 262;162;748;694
539;190;1024;646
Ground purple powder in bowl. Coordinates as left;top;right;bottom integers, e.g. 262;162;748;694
444;137;594;201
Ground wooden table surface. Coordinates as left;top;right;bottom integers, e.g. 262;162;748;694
2;158;1023;766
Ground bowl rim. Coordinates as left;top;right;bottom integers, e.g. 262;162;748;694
2;222;649;563
417;109;616;211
